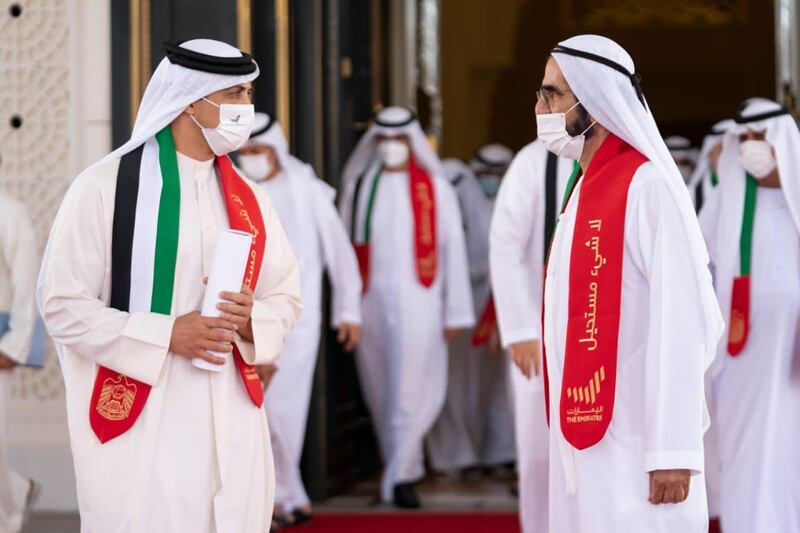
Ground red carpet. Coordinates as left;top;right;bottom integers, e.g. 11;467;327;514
301;513;520;532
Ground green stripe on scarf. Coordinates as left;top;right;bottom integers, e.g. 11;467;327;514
560;161;583;211
739;173;757;276
152;127;181;314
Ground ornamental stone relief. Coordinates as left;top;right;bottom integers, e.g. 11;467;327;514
0;0;71;403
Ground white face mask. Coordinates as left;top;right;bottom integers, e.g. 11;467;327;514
191;98;255;156
478;175;502;198
378;139;410;168
238;153;273;182
739;140;777;179
536;101;596;160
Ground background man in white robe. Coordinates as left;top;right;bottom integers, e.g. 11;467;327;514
427;158;491;474
428;145;515;476
490;139;574;533
37;39;302;533
237;112;362;526
687;118;733;533
699;97;800;533
466;143;517;471
339;107;474;508
665;136;698;184
0;161;41;533
536;35;723;532
688;120;734;215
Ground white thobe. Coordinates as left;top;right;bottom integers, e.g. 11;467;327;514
0;191;38;533
37;153;302;533
490;141;573;533
704;187;800;533
259;165;361;512
428;169;515;470
544;163;710;532
343;170;474;501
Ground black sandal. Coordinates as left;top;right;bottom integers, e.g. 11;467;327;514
270;513;292;531
292;508;313;525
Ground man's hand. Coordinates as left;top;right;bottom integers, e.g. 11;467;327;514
510;340;541;379
0;352;18;370
218;284;255;342
445;328;464;342
256;363;278;390
169;312;238;366
649;469;691;505
337;322;361;352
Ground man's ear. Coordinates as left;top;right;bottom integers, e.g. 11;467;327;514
184;102;196;116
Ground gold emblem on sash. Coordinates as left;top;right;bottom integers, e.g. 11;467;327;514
565;366;607;424
418;250;436;278
729;310;746;345
96;374;137;421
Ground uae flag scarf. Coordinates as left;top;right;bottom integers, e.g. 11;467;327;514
542;134;647;450
727;172;757;356
350;155;437;292
90;126;266;444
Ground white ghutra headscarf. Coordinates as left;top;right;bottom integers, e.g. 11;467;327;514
97;39;259;168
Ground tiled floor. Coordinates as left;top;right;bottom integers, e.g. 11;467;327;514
23;473;518;531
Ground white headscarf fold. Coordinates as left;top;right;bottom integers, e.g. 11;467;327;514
98;39;259;167
243;112;335;200
688;119;734;190
552;34;723;366
664;135;699;164
469;143;514;175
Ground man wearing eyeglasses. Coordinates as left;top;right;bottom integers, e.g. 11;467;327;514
534;35;723;532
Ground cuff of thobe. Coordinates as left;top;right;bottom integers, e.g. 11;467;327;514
331;309;362;328
238;300;287;365
445;315;476;330
110;312;173;385
644;450;704;476
0;336;28;365
501;328;541;349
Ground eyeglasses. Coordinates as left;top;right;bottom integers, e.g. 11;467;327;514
536;86;573;107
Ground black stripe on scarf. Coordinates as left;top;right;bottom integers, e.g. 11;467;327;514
544;152;558;262
110;145;143;312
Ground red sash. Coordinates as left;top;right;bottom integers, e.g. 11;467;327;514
355;156;437;291
90;155;265;444
727;276;750;355
410;157;437;287
471;297;497;347
544;134;646;450
217;155;267;407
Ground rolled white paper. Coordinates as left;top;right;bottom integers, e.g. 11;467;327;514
192;228;253;372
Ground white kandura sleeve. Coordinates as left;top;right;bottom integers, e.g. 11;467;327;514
311;180;362;327
0;196;39;363
632;172;707;475
439;181;475;329
489;154;543;347
235;185;303;365
37;166;173;385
